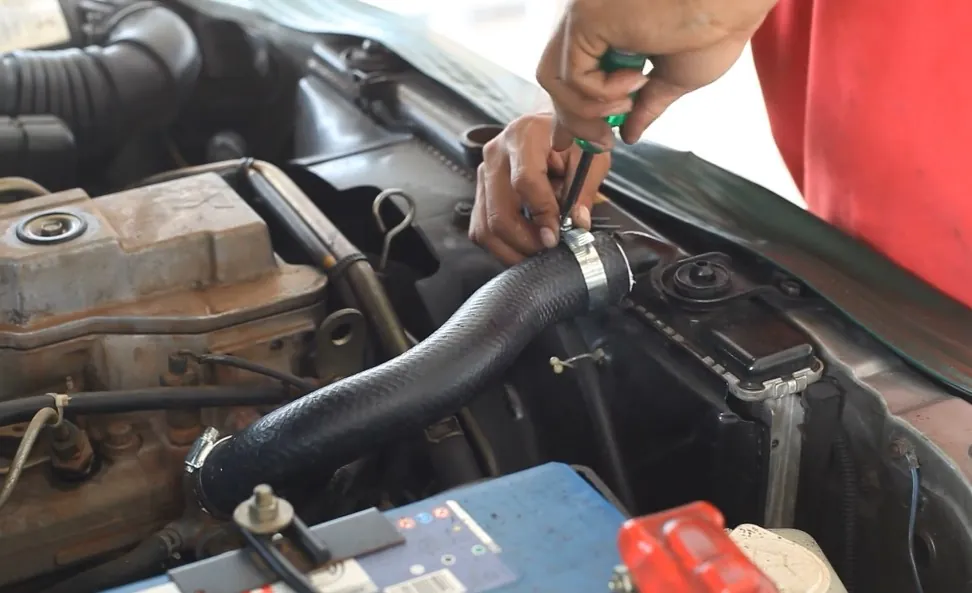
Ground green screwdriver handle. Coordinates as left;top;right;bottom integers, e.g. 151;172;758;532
575;49;649;153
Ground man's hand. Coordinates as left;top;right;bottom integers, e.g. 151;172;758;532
469;113;610;265
538;0;778;150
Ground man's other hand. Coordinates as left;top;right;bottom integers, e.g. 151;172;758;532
537;0;778;151
469;113;610;265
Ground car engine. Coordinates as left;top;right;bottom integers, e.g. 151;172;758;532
0;172;328;585
1;2;971;593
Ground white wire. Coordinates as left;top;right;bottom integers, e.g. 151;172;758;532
0;407;60;511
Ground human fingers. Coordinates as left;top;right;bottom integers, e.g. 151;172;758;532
506;137;562;248
621;38;750;142
618;76;687;144
484;150;548;256
538;20;639;151
558;8;648;102
469;164;527;266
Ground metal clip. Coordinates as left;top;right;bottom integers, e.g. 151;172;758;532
549;348;606;374
372;188;416;272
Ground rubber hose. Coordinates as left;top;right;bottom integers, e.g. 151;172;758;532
196;232;634;515
40;529;175;593
834;433;858;592
0;386;290;428
0;4;201;156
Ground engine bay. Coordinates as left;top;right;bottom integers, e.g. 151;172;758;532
1;2;971;592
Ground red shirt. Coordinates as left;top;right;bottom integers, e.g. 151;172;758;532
751;0;972;308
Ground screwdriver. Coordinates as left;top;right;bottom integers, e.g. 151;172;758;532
559;50;649;229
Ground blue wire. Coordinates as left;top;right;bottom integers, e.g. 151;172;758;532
908;465;926;593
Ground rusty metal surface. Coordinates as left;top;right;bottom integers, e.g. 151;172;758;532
0;317;314;588
0;174;327;350
0;174;331;588
0;414;180;587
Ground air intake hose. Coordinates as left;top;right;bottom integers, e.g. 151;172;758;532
193;231;635;515
0;3;201;156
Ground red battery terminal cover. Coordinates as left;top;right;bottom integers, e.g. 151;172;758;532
618;501;779;593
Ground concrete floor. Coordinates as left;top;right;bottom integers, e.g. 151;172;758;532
364;0;804;206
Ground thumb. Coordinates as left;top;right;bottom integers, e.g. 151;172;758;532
619;77;686;144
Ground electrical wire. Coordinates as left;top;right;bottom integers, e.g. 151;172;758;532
180;352;318;393
0;407;59;511
907;463;926;593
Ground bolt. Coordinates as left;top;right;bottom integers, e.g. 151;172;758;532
39;219;66;236
453;200;474;229
51;423;81;460
779;279;802;297
107;422;133;446
889;437;910;459
689;261;715;283
168;354;188;375
608;565;636;593
249;484;279;523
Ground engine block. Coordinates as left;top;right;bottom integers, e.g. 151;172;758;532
0;174;328;587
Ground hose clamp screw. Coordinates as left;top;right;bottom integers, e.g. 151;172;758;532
184;427;222;474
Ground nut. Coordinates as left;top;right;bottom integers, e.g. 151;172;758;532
233;483;294;535
102;421;141;458
50;422;95;477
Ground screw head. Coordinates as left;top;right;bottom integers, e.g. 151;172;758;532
608;565;636;593
39;220;66;236
779;279;802;297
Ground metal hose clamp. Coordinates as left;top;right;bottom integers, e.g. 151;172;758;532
185;427;231;516
561;228;610;310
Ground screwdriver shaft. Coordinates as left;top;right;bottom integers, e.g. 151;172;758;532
560;150;594;228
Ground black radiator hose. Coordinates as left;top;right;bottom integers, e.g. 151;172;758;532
0;3;201;156
195;232;635;515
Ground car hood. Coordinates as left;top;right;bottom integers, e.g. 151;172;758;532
196;0;972;398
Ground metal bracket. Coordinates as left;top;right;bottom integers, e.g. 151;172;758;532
561;228;610;311
315;309;367;384
234;485;332;593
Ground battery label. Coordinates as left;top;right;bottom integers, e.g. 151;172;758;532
0;0;71;53
384;569;466;593
246;500;515;593
356;499;516;593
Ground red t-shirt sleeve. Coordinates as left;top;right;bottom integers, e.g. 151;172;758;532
751;0;972;308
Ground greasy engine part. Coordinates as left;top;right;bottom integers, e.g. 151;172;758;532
0;174;328;588
191;231;636;516
138;159;411;358
0;2;201;157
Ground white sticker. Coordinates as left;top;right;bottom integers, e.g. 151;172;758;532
0;0;71;53
131;583;183;593
384;569;467;593
248;558;378;593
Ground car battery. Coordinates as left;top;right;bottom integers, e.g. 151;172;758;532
103;462;778;593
